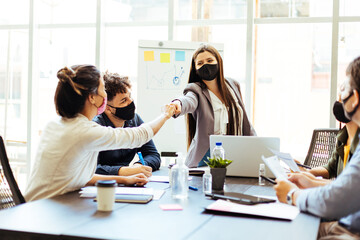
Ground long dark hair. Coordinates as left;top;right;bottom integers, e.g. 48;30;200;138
186;45;240;149
55;64;100;118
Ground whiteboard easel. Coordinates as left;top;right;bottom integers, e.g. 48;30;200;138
137;40;224;155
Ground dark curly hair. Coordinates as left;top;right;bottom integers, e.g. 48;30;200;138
103;71;131;101
347;56;360;91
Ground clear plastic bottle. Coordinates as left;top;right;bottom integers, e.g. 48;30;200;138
202;168;212;194
212;142;225;159
171;153;189;199
259;163;265;185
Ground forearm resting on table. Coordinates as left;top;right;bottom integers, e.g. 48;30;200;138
309;167;330;179
86;174;128;186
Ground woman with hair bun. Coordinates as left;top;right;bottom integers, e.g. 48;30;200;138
25;64;175;201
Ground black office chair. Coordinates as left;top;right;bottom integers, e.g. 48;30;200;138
303;128;339;168
0;136;26;209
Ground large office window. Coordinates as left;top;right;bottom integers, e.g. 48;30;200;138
0;29;28;189
1;0;360;188
258;0;332;18
253;24;332;156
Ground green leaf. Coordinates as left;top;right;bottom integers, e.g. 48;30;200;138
204;157;233;168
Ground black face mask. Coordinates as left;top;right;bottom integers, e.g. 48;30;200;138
342;91;359;121
196;64;219;81
108;101;136;121
333;101;350;123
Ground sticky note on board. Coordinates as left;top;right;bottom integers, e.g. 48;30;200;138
160;53;170;63
144;51;154;61
175;51;185;61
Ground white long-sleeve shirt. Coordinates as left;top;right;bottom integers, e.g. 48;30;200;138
25;114;153;201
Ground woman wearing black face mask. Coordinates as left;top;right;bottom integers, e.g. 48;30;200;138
93;71;161;177
302;101;360;179
171;45;256;167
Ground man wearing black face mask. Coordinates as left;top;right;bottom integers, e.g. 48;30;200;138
93;72;161;177
302;101;360;179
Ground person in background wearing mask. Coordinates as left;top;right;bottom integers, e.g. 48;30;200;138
274;56;360;239
25;65;175;201
93;72;160;177
170;45;255;167
301;101;360;182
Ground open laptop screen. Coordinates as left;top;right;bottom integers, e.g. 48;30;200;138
209;135;280;178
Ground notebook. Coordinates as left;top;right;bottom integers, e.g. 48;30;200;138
209;135;280;178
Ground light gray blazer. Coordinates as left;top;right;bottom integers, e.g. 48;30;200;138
174;78;256;167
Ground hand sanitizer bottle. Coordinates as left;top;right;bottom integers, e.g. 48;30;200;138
259;163;266;186
171;153;189;199
203;168;212;194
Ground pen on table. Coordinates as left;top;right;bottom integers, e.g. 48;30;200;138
137;152;145;165
189;186;198;191
296;162;312;169
260;175;276;185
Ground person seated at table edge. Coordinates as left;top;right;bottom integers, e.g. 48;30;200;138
274;56;360;239
93;71;160;177
304;103;360;179
25;65;175;201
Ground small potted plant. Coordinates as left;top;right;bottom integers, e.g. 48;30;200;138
205;157;233;191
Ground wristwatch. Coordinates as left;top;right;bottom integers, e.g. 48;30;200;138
286;188;297;205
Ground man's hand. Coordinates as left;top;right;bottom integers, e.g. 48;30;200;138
287;172;319;189
123;173;149;186
119;164;152;177
274;179;298;204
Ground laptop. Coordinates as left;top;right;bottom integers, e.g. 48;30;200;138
209;135;280;178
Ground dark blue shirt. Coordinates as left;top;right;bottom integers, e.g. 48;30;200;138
93;113;161;175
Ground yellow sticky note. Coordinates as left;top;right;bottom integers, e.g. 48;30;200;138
160;53;170;63
144;51;154;61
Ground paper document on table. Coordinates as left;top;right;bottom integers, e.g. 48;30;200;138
149;176;192;183
153;189;165;200
261;155;288;181
79;186;154;198
269;149;300;172
206;199;299;221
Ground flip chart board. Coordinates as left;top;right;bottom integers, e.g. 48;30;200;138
137;40;224;155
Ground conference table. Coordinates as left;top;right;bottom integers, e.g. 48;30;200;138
0;168;319;240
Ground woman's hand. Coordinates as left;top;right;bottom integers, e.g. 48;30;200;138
119;164;152;177
170;100;182;116
123;173;149;186
274;179;298;204
162;104;176;119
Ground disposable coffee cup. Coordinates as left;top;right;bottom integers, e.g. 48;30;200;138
95;180;117;211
